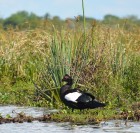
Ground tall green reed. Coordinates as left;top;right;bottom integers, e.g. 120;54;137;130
36;29;91;106
35;0;91;107
82;0;86;37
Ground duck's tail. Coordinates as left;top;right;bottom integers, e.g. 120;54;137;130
88;100;106;109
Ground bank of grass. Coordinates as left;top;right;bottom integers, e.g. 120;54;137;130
1;106;139;124
0;23;140;122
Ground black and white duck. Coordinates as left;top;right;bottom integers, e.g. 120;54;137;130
60;74;106;111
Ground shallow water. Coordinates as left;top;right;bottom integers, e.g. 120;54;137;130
0;105;140;133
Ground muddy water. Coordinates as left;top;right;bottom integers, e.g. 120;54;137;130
0;105;139;133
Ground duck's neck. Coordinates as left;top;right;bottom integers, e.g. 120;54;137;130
60;79;73;95
66;79;73;86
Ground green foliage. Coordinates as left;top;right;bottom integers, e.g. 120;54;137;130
122;56;140;100
0;78;32;105
103;14;120;24
4;11;29;28
3;11;40;29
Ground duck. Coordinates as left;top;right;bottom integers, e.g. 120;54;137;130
60;74;106;111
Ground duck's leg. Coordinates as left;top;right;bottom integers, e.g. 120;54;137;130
72;108;74;112
80;109;84;114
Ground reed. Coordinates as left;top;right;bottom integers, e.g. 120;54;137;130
82;0;86;37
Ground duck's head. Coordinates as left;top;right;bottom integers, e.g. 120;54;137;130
62;74;73;85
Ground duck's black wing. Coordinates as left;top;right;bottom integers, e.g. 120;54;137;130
76;92;95;103
76;92;105;109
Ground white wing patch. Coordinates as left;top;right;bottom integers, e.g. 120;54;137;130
64;92;82;103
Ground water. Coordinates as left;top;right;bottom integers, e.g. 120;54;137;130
0;105;139;133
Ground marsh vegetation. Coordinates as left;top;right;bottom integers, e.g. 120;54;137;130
0;1;140;122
